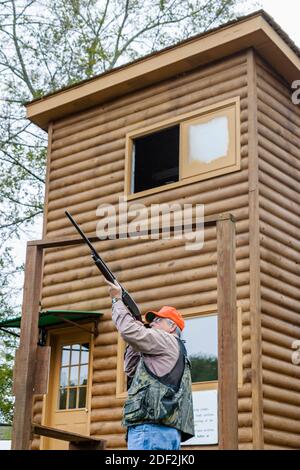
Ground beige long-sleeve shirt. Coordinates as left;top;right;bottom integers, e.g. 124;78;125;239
112;299;179;377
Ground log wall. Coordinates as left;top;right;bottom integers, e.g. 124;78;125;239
256;54;300;449
34;50;255;449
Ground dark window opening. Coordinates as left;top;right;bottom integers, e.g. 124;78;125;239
132;125;179;193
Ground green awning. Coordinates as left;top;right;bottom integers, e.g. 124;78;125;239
0;310;103;329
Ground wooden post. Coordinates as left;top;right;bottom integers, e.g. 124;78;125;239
217;215;238;449
11;244;43;450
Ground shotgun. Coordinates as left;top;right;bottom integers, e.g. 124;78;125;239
65;210;143;324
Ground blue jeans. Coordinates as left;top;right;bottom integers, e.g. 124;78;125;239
127;423;181;450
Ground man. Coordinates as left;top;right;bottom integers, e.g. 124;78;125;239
105;279;195;450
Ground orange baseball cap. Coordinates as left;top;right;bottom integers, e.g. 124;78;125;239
145;306;185;331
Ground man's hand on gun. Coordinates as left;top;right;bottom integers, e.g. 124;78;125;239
104;278;122;299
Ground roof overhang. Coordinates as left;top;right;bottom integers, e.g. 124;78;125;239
26;11;300;131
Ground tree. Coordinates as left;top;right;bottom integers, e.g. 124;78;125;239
0;0;258;420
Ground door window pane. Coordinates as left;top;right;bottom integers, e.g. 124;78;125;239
61;346;71;366
81;343;89;364
69;366;79;386
59;388;67;410
71;344;80;365
182;315;218;383
79;365;88;385
68;388;77;409
78;387;87;408
59;367;69;387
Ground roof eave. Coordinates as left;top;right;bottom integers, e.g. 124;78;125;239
26;13;300;131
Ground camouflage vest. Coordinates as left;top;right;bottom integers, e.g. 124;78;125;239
122;338;195;442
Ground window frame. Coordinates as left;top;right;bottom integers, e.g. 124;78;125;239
124;97;240;200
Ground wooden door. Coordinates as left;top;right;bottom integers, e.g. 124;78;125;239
42;329;93;450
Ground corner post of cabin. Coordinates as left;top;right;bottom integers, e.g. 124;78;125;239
216;214;238;449
11;243;43;450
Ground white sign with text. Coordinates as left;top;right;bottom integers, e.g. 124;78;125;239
183;389;218;446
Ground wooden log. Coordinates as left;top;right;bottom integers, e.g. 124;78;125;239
258;133;299;175
42;251;250;291
263;369;300;393
92;382;116;396
41;218;249;272
237;428;252;443
262;356;300;379
257;87;300;129
238;413;252;427
260;223;300;259
92;370;117;383
261;286;300;314
53;52;247;131
46;171;249;232
262;341;296;364
257;101;300;141
96;320;116;334
258;146;300;190
47;172;249;223
93;332;118;346
46;195;250;239
89;431;126;448
52;57;247;138
93;357;117;370
41;272;250;310
264;429;300;448
261;314;300;340
50;74;247;159
262;299;300;328
257;62;300;112
260;197;300;236
238;443;253;450
88;421;125;435
238;398;252;412
42;261;251;299
90;408;123;422
92;345;117;359
91;395;125;409
41;285;250;313
238;383;252;398
50;148;124;178
264;399;300;421
263;384;300;407
258;122;299;164
261;273;300;303
48;182;124;214
262;326;299;349
260;185;300;222
260;244;299;278
264;414;300;434
259;165;300;206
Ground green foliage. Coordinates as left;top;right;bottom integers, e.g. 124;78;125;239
0;351;14;424
189;353;218;382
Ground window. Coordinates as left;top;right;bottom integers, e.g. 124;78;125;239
58;342;90;410
182;314;218;389
125;97;240;199
132;125;179;193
